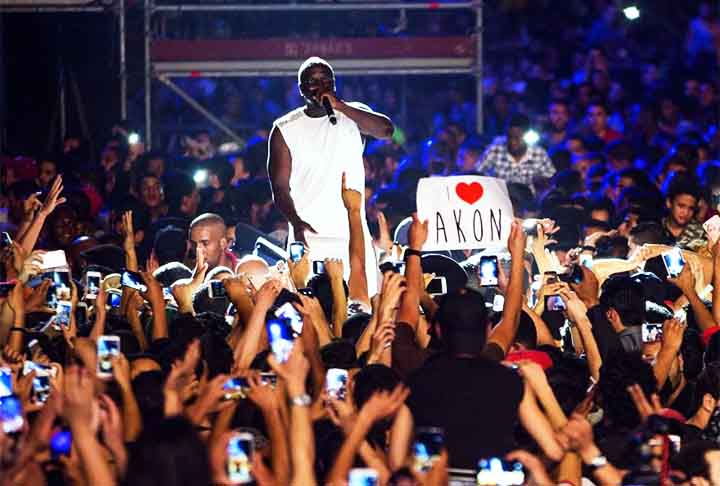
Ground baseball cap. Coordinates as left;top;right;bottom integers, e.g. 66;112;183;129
434;288;488;354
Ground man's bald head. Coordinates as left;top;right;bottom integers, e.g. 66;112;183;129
190;213;226;233
189;213;228;269
235;255;271;291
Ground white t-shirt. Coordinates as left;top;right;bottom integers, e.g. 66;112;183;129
274;103;379;295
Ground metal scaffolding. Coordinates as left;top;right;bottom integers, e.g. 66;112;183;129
143;1;483;148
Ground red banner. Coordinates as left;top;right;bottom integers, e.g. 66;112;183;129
151;37;475;62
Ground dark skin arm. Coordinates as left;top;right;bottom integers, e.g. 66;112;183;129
319;91;394;140
267;126;316;245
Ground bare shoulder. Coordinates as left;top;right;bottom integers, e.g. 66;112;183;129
274;107;305;128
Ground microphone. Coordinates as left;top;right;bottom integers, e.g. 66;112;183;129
321;97;337;125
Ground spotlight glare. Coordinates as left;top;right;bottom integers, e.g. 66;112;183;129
193;169;208;184
127;132;140;145
523;129;540;146
623;6;640;20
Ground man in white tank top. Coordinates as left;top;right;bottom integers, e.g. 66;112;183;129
268;57;394;297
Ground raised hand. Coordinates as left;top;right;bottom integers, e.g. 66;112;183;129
661;318;686;353
626;383;663;424
287;247;310;288
557;287;589;324
408;213;429;251
62;366;96;427
668;264;696;295
358;384;410;423
341;172;362;212
507;220;527;259
139;270;164;307
38;175;67;219
121;210;136;253
22;192;42;220
254;279;281;311
246;373;280;413
290;219;317;247
223;273;256;303
26;280;53;313
376;211;394;254
324;258;344;283
268;339;310;396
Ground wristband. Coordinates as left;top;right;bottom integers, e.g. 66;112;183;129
404;248;422;260
290;393;311;407
584;453;608;470
9;327;25;333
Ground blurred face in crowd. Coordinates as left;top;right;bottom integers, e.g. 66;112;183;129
667;193;697;228
587;105;608;134
190;221;227;269
572;156;592;178
101;147;121;171
591;70;611;94
685;79;701;98
456;147;480;173
51;206;78;248
700;83;716;107
140;175;163;209
566;137;586;156
660;99;678;122
506;126;527;158
642;64;659;87
578;84;593;107
147;157;165;178
63;136;80;154
183;188;200;217
549;102;569;131
37;160;57;189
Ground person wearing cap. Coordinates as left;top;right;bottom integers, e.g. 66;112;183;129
396;216;563;468
80;244;126;275
268;57;393;296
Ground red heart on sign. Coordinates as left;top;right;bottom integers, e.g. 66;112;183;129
455;182;484;205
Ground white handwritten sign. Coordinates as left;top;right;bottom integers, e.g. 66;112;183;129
416;176;514;251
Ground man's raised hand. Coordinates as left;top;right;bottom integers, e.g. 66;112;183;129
341;172;362;212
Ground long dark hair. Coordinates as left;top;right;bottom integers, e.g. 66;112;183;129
124;417;212;486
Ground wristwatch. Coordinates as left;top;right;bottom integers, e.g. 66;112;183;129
585;453;608;470
290;393;312;407
404;248;422;260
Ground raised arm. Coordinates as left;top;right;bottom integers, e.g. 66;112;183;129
320;95;393;140
269;341;317;486
518;380;565;461
341;173;370;306
140;270;169;342
669;265;717;332
234;280;281;369
268;126;316;245
396;214;427;329
560;289;602;382
487;222;527;356
653;319;685;389
324;258;348;336
326;385;409;485
17;176;66;254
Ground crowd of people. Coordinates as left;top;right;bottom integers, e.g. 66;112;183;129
0;0;720;485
